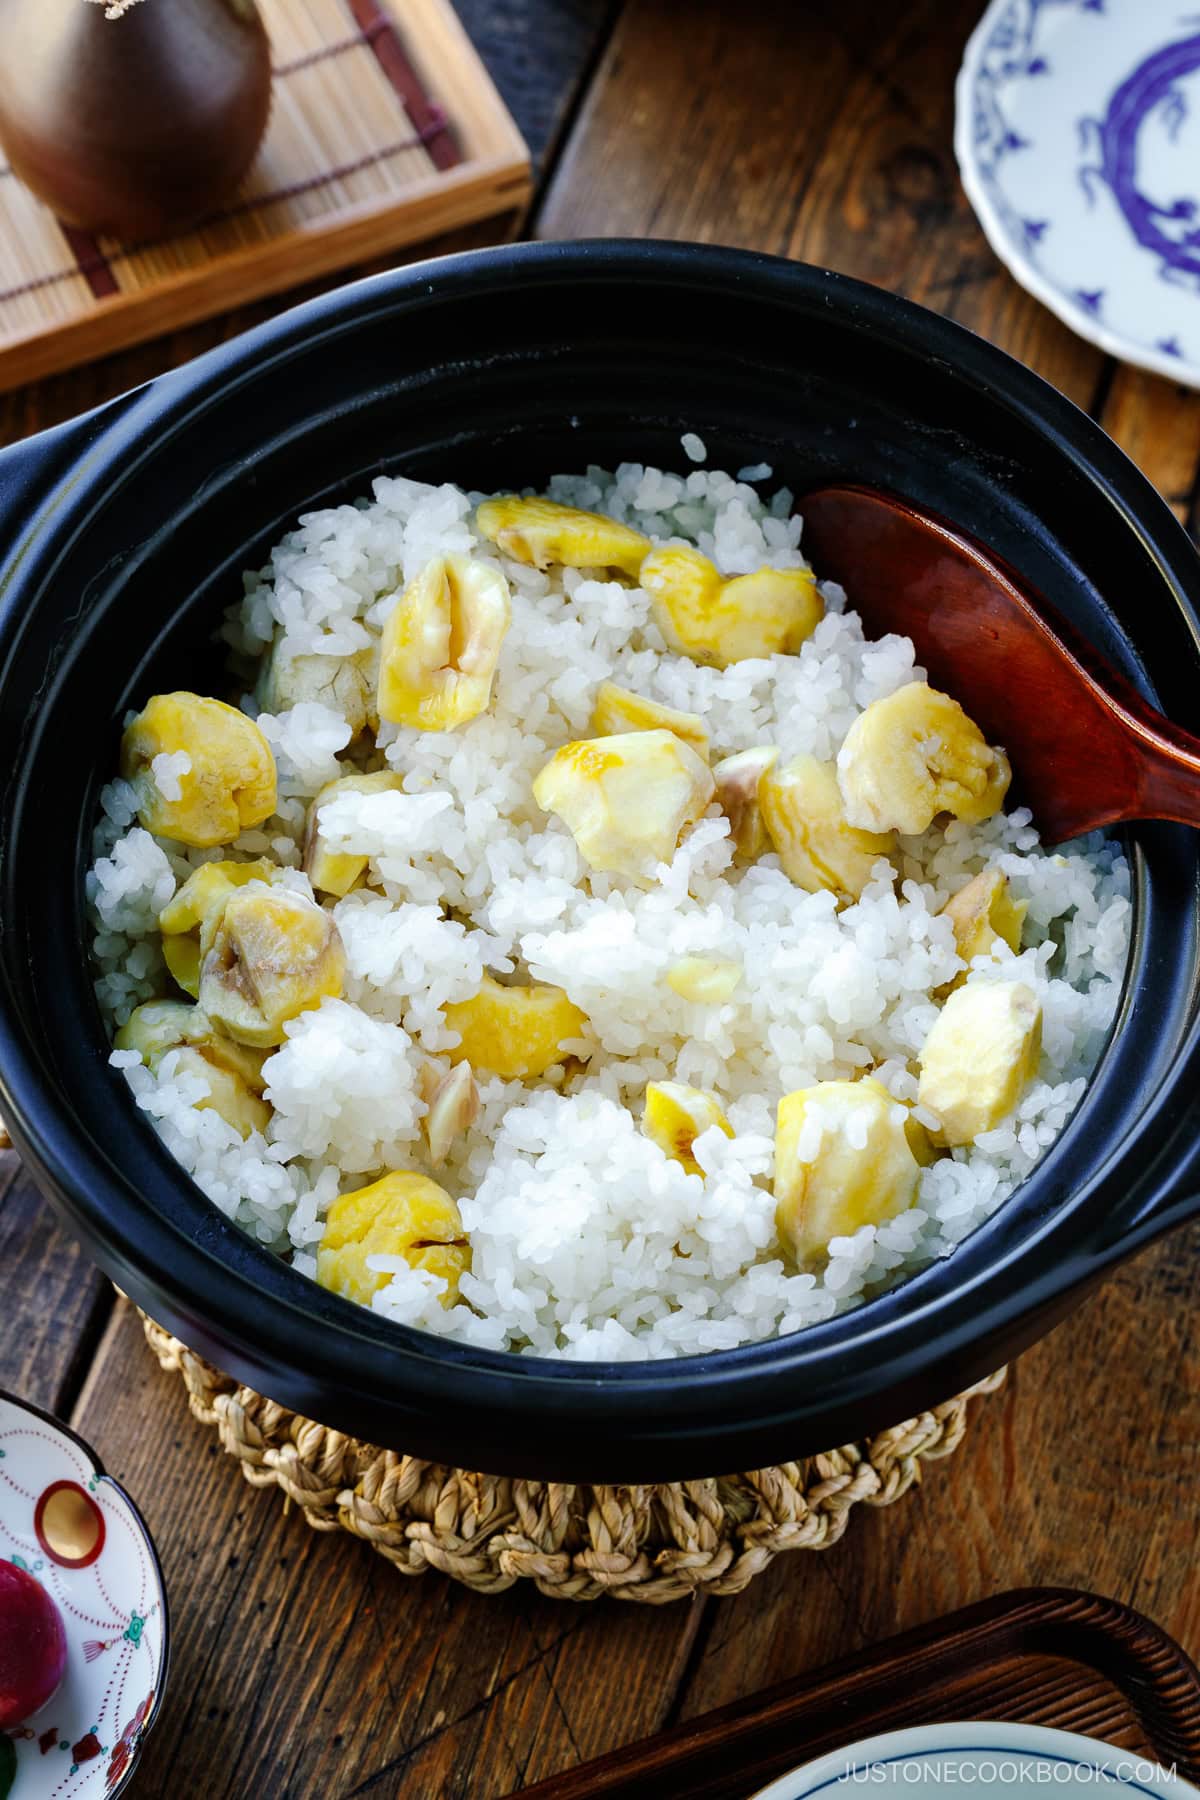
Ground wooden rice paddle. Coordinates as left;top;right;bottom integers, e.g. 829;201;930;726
800;484;1200;844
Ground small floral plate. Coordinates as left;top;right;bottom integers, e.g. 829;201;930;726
955;0;1200;386
0;1392;167;1800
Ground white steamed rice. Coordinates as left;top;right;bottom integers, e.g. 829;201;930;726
87;451;1132;1361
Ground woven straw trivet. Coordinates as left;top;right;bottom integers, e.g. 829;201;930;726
141;1313;1004;1602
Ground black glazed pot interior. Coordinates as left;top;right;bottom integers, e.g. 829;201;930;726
2;241;1200;1482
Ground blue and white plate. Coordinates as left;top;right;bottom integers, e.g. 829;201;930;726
750;1722;1198;1797
956;0;1200;386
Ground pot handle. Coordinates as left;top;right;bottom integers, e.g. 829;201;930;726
0;390;144;540
1093;1107;1200;1265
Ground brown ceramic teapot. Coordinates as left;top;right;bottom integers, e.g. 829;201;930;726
0;0;271;238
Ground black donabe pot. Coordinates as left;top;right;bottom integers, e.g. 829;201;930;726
2;242;1200;1483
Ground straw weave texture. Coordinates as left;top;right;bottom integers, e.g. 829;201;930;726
142;1313;1004;1602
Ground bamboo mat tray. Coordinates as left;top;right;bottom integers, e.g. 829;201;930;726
0;0;531;391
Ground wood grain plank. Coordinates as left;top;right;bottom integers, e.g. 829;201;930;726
69;1299;701;1799
1097;365;1200;537
453;0;618;176
536;0;1104;407
0;1154;112;1415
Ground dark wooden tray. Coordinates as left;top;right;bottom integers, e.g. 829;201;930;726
515;1589;1200;1800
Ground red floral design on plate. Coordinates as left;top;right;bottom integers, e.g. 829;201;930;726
106;1689;154;1793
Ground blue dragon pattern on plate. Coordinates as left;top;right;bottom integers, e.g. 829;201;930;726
956;0;1200;384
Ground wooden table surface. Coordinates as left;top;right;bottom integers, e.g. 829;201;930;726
4;2;1200;1795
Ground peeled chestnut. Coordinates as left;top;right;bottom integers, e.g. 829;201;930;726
0;0;272;239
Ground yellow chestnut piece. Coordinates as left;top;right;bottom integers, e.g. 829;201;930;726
760;753;896;900
665;957;742;1003
590;680;709;761
940;867;1027;977
377;554;511;732
168;1049;271;1140
905;1115;940;1168
475;494;650;576
256;640;376;736
316;1172;469;1307
643;1081;733;1176
640;545;823;667
116;998;207;1064
199;887;346;1047
120;692;277;849
712;745;778;860
837;682;1012;836
917;981;1042;1147
639;544;717;650
162;934;201;999
442;974;588;1080
533;730;715;879
160;858;279;942
302;770;403;898
774;1077;921;1264
159;857;279;997
115;999;269;1138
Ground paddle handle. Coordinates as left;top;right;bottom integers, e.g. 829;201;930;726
799;483;1200;843
1126;711;1200;831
